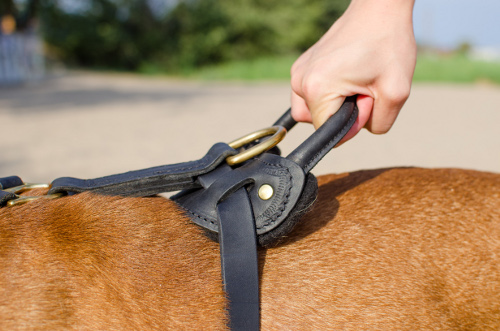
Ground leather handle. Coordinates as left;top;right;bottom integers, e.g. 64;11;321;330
272;108;297;131
285;96;358;173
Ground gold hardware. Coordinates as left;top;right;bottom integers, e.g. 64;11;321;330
258;184;274;200
7;193;64;207
4;183;64;207
4;183;50;194
226;126;286;166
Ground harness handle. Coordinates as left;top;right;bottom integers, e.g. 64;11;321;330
275;96;358;173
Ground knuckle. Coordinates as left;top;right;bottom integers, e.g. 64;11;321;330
290;60;301;75
392;83;411;104
290;74;303;95
380;79;411;107
300;71;324;101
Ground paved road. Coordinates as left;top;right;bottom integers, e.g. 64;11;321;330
1;72;499;184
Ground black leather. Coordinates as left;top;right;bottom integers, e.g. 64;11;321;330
172;153;307;244
217;188;260;331
48;143;236;196
0;190;17;207
172;99;357;329
174;97;358;246
287;95;358;173
0;176;24;206
256;172;317;247
273;108;297;131
0;176;23;190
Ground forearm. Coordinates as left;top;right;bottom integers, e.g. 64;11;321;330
346;0;415;18
339;0;415;38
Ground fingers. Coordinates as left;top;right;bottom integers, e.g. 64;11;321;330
292;89;347;130
292;89;374;146
338;95;373;145
290;91;312;123
291;64;346;129
309;95;345;129
366;82;411;134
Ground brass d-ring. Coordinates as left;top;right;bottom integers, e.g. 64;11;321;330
4;183;64;207
7;193;64;207
4;183;50;194
226;125;286;166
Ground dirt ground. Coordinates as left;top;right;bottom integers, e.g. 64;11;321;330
0;72;499;184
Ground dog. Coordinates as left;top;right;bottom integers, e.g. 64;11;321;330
0;167;499;330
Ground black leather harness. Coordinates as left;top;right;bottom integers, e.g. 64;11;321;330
0;97;358;330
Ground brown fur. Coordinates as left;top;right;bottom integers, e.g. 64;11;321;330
0;167;499;330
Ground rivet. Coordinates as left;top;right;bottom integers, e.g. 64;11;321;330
258;184;274;200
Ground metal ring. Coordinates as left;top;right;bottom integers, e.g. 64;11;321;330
7;193;65;207
226;126;286;166
4;183;49;194
4;183;64;207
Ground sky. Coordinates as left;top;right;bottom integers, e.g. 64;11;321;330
413;0;500;50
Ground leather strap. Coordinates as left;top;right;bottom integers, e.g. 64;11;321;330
0;176;23;189
0;176;24;206
273;108;297;131
48;143;236;196
0;190;17;207
217;188;260;331
172;154;306;240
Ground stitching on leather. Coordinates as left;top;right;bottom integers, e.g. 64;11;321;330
253;158;293;230
54;147;236;193
148;145;234;175
178;158;294;232
304;110;357;172
182;207;217;226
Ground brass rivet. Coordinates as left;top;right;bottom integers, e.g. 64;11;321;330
258;184;274;200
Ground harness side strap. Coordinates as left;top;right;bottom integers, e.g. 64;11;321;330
0;190;17;207
0;176;24;190
0;176;24;206
48;143;236;196
217;188;260;331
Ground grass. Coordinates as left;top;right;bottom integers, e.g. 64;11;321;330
413;53;500;84
147;53;500;84
185;55;298;81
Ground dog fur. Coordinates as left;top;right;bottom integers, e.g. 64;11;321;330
0;167;499;330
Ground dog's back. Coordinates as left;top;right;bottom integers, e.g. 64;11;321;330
1;167;499;330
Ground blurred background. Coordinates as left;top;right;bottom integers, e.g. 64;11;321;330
1;0;499;183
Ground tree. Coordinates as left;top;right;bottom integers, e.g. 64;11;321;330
38;0;349;71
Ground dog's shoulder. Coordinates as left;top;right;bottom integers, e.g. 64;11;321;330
0;192;228;329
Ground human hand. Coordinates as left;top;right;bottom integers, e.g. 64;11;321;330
290;0;417;143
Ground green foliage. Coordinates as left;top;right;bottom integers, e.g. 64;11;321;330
39;0;348;71
413;53;500;84
167;52;500;84
180;54;299;80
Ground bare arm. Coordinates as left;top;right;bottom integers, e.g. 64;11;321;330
290;0;416;142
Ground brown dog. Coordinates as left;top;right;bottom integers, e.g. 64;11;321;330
0;167;499;330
